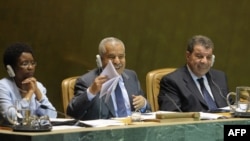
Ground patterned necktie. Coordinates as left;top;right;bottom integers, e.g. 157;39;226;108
115;83;127;117
197;78;217;110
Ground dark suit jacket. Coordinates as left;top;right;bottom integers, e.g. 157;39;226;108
158;66;229;112
67;68;151;120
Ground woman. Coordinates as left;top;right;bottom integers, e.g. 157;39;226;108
0;42;57;126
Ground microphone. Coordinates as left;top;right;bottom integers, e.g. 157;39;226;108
95;55;104;120
74;110;87;126
40;105;87;127
207;73;231;113
208;72;226;101
40;105;72;118
211;78;226;100
163;93;182;112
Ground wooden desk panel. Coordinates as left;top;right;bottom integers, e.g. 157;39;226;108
0;118;250;141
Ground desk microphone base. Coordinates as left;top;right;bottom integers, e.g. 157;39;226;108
233;112;250;118
12;125;52;132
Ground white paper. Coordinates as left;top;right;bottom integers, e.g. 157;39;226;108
52;125;82;130
100;60;119;79
80;119;125;127
145;111;226;120
99;60;120;102
141;112;156;120
50;118;73;122
219;106;231;111
199;112;225;120
141;111;176;120
50;118;84;130
50;118;125;128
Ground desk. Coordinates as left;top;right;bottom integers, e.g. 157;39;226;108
1;118;250;141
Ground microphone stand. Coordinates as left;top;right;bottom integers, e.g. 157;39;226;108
40;105;86;126
164;93;182;112
40;105;72;118
99;95;102;119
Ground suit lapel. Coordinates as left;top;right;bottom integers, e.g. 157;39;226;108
206;73;224;107
121;72;134;110
101;94;116;117
183;67;207;106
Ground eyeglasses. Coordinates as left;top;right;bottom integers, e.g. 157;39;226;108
19;61;37;68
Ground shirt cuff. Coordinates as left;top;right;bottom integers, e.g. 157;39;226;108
87;88;96;101
140;99;147;113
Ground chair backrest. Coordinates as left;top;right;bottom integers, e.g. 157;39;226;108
146;68;176;112
61;76;79;114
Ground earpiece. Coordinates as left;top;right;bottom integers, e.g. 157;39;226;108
96;54;102;68
211;55;215;67
6;65;15;77
96;54;103;75
7;65;27;93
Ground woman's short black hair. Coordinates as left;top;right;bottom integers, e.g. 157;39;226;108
3;42;34;68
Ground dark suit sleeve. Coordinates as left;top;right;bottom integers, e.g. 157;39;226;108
158;75;182;111
66;72;98;119
124;70;151;112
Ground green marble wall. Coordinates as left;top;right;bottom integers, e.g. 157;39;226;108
0;0;250;113
1;119;250;141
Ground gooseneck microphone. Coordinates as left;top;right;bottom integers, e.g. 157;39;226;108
40;105;87;127
206;73;230;113
40;105;72;118
74;110;87;126
210;78;226;101
207;80;231;113
163;93;182;112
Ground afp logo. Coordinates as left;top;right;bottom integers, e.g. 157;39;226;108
224;125;250;140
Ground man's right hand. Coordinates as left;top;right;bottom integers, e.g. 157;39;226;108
89;75;108;95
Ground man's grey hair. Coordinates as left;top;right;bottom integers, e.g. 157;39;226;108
187;35;214;53
98;37;125;57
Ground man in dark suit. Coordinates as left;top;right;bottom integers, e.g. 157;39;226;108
158;35;229;112
67;37;151;120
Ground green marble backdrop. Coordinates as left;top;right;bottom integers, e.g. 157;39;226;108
0;0;250;113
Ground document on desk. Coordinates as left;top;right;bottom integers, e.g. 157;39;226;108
79;119;125;127
143;111;228;120
50;118;125;128
199;112;228;120
50;118;83;130
141;112;157;120
99;60;120;102
52;125;82;130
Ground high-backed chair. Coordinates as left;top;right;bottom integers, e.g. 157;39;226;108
146;68;176;112
61;76;79;114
